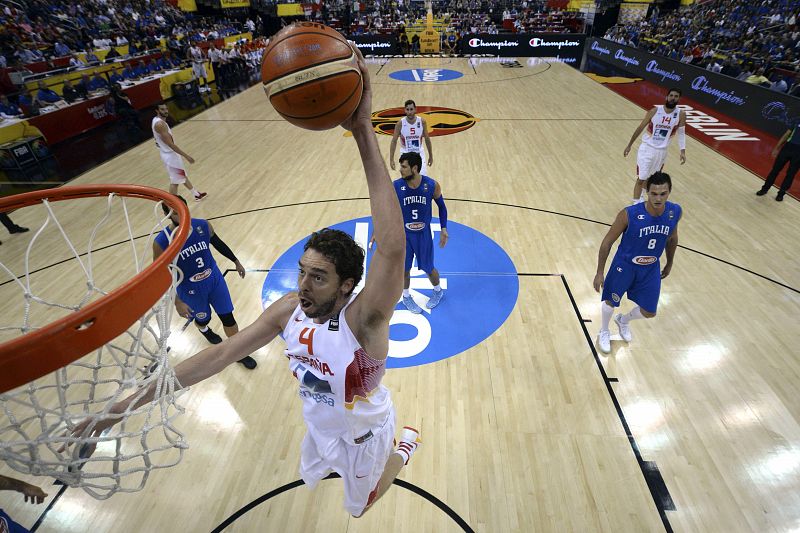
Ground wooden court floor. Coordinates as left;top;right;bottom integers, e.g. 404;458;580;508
2;58;800;532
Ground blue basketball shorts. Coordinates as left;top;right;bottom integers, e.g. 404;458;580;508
404;229;434;274
176;267;234;322
601;259;661;313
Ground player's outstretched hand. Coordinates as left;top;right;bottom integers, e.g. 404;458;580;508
57;402;127;456
623;146;631;158
439;227;448;248
428;155;433;167
340;43;371;132
592;273;604;292
186;155;195;164
390;159;396;170
660;263;672;279
20;482;47;504
235;261;246;278
680;151;686;165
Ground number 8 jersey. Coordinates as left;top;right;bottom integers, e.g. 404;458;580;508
615;201;682;266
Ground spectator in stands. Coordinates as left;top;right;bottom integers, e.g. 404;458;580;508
69;54;86;68
158;53;172;70
16;47;43;64
128;41;140;56
116;35;129;46
54;41;71;57
147;59;161;73
771;75;789;92
35;80;63;105
0;95;24;119
109;66;123;85
85;50;100;64
61;78;80;103
746;67;771;86
105;47;121;61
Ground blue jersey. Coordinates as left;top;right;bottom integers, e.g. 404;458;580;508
155;218;219;283
614;201;682;266
0;509;29;533
394;175;436;232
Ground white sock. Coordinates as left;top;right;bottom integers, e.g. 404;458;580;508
190;187;200;197
403;289;410;297
198;325;209;333
622;306;645;323
433;284;441;292
601;301;614;331
395;438;419;465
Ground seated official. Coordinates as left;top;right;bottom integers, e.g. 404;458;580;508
17;89;39;115
69;55;86;68
147;59;161;73
89;73;108;91
76;75;93;96
122;64;138;80
61;79;81;103
134;60;148;78
85;50;101;64
108;67;124;84
36;81;63;105
157;54;172;70
0;95;24;118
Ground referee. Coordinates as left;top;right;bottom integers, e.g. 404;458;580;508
758;122;800;201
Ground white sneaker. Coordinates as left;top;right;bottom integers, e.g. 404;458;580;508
598;329;611;354
614;314;632;342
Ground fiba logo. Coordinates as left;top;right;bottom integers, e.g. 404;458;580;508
389;69;463;82
262;217;519;368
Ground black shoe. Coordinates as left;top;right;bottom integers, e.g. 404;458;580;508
756;188;769;196
237;356;257;369
9;226;29;233
776;192;785;201
200;327;223;344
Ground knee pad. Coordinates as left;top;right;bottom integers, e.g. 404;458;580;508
219;312;237;328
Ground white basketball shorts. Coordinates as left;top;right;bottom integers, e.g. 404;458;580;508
636;143;668;181
192;62;207;80
299;407;396;516
160;152;187;184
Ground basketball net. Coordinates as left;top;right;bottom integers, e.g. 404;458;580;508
0;188;189;500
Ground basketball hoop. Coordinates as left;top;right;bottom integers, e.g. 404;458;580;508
0;185;191;499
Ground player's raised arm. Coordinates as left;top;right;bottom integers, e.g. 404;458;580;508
61;293;297;451
341;46;405;326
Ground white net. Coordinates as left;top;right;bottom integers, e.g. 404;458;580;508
0;191;189;499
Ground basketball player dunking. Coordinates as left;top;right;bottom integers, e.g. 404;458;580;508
389;99;433;176
152;104;207;200
623;88;686;204
67;45;422;518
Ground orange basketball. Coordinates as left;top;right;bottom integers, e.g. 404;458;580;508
261;23;363;131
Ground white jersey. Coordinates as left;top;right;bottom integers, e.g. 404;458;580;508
283;298;393;442
400;116;424;155
641;105;681;150
152;117;176;155
189;46;204;64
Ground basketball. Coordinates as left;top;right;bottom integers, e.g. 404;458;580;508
261;22;363;130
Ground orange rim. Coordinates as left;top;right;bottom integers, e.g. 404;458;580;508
0;185;190;394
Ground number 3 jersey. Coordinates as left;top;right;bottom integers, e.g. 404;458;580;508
641;105;681;150
155;218;219;283
614;201;682;267
283;298;393;441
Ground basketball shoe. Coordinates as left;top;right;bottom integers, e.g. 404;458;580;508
614;314;632;343
598;329;611;354
426;289;444;309
194;192;208;201
402;295;422;314
200;327;222;344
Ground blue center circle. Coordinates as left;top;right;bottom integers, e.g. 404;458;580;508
389;69;464;82
262;217;519;368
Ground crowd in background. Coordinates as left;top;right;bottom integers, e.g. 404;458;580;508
606;0;800;96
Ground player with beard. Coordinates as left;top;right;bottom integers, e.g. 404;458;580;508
389;99;433;176
152;103;207;200
65;45;422;518
623;88;686;204
383;151;448;313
